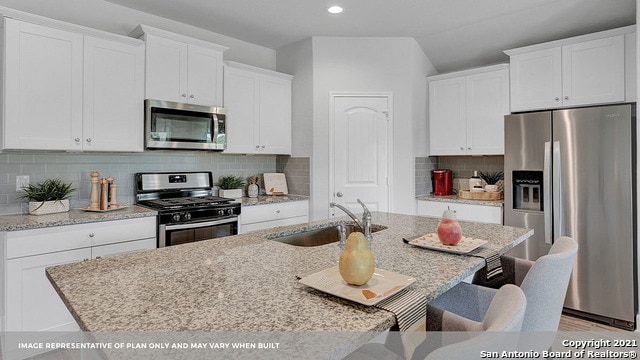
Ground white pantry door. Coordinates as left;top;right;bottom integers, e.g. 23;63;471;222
331;94;391;216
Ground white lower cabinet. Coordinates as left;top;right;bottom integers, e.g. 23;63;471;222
240;200;309;234
6;248;90;332
1;217;156;334
417;200;503;224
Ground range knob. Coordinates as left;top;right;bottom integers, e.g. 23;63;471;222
217;209;226;216
171;213;182;222
226;208;235;215
182;212;192;221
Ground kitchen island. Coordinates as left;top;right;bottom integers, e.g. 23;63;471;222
44;212;532;359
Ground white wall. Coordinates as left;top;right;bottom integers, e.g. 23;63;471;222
277;39;314;157
280;37;436;220
0;1;276;69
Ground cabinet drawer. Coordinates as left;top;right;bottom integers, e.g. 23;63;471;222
6;217;156;259
417;200;503;224
241;215;308;234
92;237;156;259
241;201;308;224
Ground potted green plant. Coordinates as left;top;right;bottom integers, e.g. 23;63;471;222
215;175;246;198
19;178;75;215
478;171;504;192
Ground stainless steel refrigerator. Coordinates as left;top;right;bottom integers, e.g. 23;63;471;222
504;104;636;330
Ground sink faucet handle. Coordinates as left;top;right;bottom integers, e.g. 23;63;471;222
356;199;371;217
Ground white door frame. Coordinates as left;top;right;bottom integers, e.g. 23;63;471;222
328;91;394;217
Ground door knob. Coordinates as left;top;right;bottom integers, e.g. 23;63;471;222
336;192;343;197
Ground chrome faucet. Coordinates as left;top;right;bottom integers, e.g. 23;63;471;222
330;199;373;246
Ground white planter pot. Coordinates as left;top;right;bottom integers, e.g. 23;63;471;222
218;189;243;199
484;184;499;192
29;199;70;215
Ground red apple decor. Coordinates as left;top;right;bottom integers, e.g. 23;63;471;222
436;207;462;245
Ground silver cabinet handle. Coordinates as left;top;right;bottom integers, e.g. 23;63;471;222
564;96;569;100
86;138;92;143
75;138;80;142
181;93;187;97
467;147;471;150
190;94;194;98
555;97;560;101
89;233;95;237
276;210;280;214
336;192;343;197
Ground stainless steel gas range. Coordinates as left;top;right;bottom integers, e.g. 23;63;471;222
135;172;241;247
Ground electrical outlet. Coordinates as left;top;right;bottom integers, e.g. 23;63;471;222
16;175;29;191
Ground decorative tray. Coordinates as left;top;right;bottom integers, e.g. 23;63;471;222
407;233;487;254
80;205;128;212
299;266;415;306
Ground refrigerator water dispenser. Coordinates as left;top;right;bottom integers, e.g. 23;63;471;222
512;170;544;211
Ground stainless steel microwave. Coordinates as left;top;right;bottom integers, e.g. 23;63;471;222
145;99;226;151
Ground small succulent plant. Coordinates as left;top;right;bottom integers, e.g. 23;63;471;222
19;178;75;202
215;175;246;190
478;171;504;185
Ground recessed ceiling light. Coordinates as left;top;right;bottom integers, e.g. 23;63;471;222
327;5;343;14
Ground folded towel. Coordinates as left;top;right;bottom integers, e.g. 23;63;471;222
374;289;427;359
468;247;503;281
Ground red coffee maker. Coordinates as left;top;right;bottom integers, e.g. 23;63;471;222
432;169;453;196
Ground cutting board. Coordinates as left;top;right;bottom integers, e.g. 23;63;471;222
263;173;288;195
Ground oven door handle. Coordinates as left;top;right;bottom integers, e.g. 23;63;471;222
164;217;238;231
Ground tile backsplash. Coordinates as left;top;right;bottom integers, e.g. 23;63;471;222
437;155;504;179
0;151;281;215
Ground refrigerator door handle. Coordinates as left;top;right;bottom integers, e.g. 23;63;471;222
552;140;562;241
543;141;553;244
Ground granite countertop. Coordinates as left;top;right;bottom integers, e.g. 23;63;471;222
239;194;309;206
46;212;532;358
416;194;504;207
0;205;157;231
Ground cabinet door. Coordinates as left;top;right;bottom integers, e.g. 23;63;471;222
428;77;467;155
6;248;90;331
562;35;625;107
509;47;562;112
223;66;260;153
83;36;144;151
3;18;83;150
258;75;292;154
144;34;188;103
187;44;224;106
466;69;509;155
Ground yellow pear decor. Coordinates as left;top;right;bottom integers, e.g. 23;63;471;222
338;231;375;285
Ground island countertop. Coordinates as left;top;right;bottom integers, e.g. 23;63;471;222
46;212;532;357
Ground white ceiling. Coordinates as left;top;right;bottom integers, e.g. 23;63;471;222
106;0;635;73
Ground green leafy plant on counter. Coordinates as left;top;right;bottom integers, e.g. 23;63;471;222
19;178;75;202
215;175;246;190
478;171;504;185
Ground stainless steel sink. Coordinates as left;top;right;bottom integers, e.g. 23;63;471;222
268;223;387;247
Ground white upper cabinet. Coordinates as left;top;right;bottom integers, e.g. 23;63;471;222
1;17;144;151
83;36;144;151
223;61;292;155
507;26;635;112
2;18;83;151
428;64;509;156
131;25;226;107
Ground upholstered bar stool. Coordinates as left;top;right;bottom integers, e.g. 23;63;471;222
427;236;578;353
343;284;527;360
